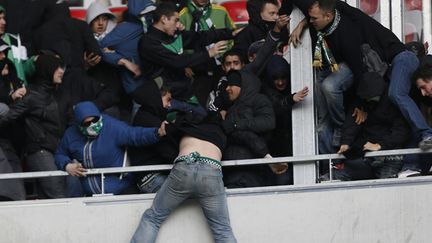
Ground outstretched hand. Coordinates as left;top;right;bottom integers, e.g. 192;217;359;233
293;86;309;102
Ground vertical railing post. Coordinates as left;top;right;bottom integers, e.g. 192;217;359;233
290;7;317;185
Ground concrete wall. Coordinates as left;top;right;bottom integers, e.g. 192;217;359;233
1;177;432;243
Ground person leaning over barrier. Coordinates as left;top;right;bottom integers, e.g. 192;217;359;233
398;65;432;177
131;110;237;243
55;101;167;196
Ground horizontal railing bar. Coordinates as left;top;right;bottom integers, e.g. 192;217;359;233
0;148;430;180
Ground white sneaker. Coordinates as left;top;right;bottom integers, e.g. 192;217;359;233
398;169;421;178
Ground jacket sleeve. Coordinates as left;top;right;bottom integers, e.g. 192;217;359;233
99;23;142;49
235;95;276;133
244;31;279;76
229;130;269;157
182;28;234;49
377;112;411;150
139;37;210;69
101;51;123;66
112;117;160;147
264;88;295;114
0;95;30;126
54;133;73;171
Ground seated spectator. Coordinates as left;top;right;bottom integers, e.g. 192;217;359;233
55;101;167;196
221;70;286;188
129;82;177;193
399;65;432;177
0;54;66;199
331;72;411;181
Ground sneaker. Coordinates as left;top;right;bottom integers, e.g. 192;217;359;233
397;169;421;178
419;136;432;150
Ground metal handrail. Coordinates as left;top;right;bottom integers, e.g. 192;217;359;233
0;148;430;180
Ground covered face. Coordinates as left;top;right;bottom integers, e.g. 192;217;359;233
74;101;104;138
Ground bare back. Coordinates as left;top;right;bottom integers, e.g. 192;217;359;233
178;135;222;161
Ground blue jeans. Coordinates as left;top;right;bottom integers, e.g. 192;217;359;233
388;50;431;140
316;63;354;154
131;158;236;243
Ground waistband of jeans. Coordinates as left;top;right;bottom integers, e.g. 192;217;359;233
174;152;222;171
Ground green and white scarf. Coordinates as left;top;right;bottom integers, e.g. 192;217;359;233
187;0;212;31
313;9;341;72
162;34;183;55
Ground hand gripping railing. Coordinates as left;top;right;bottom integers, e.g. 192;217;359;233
0;148;431;194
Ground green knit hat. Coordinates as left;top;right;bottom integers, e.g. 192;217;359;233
0;6;5;13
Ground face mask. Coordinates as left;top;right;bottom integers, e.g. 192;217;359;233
79;116;103;138
262;20;276;30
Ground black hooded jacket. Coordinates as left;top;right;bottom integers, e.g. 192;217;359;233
130;81;178;167
0;54;64;154
222;70;275;159
233;0;288;59
341;76;411;159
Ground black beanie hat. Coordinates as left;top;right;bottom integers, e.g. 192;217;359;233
226;70;242;87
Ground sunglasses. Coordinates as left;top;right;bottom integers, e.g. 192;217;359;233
81;116;100;127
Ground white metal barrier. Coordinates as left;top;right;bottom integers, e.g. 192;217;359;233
0;148;430;195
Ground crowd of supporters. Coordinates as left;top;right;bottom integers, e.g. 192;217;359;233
0;0;431;201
